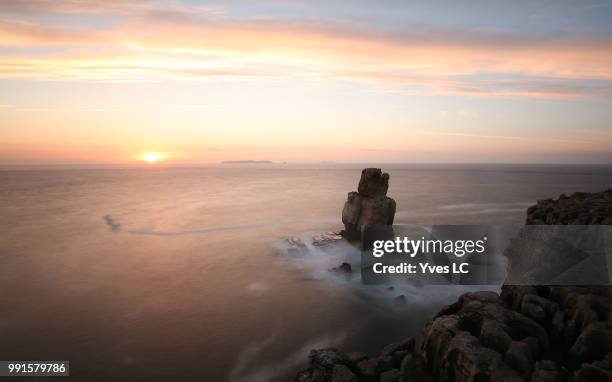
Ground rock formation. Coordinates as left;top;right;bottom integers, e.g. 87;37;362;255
341;168;396;240
297;190;612;381
330;262;353;275
526;189;612;225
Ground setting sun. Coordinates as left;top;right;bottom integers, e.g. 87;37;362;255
142;152;163;163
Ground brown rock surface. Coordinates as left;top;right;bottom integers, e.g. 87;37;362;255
525;189;612;225
341;168;396;240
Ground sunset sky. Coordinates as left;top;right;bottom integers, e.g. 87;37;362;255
1;0;611;165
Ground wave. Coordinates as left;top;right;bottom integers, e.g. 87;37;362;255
274;230;500;308
228;330;349;382
101;215;338;236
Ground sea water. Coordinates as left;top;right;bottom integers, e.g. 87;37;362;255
1;164;610;381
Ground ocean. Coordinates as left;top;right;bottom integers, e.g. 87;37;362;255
1;164;610;381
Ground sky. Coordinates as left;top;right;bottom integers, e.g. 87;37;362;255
1;0;611;165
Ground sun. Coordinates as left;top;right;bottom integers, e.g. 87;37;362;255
142;152;163;163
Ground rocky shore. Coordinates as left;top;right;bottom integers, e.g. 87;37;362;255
526;189;612;225
296;188;612;382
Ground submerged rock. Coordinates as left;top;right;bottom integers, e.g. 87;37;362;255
313;231;344;247
286;236;307;255
330;262;353;275
341;168;396;241
288;237;306;248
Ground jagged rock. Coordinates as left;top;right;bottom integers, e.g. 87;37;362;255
568;322;612;367
330;262;352;275
479;319;512;354
296;348;356;382
356;356;393;382
399;352;427;381
525;189;612;225
394;295;407;304
310;348;351;369
331;364;359;382
357;168;389;197
287;236;307;254
381;337;415;356
422;292;541;381
530;360;568;382
504;190;612;285
574;363;612;382
522;337;541;359
521;294;558;324
551;310;566;345
505;341;534;377
501;286;540;311
437;331;521;382
341;168;396;240
378;368;400;382
346;352;367;364
313;231;344;247
288;237;306;247
297;287;606;382
591;356;611;370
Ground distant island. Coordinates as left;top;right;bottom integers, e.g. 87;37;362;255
221;160;273;164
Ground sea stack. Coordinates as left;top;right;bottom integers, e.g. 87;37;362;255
341;168;396;241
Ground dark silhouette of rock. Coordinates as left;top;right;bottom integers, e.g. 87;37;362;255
330;262;352;275
295;338;420;382
295;348;357;382
331;364;359;382
422;291;539;381
505;341;534;377
378;369;400;382
530;360;569;382
380;337;415;356
341;168;396;240
574;363;611;382
568;322;612;367
358;168;390;197
526;189;612;225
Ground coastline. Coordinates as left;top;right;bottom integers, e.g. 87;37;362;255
296;190;612;382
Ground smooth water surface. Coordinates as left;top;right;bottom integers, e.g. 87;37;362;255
1;164;610;381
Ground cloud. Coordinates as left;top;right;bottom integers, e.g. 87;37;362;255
361;148;399;152
1;0;223;17
422;130;603;146
1;1;612;97
167;103;230;108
